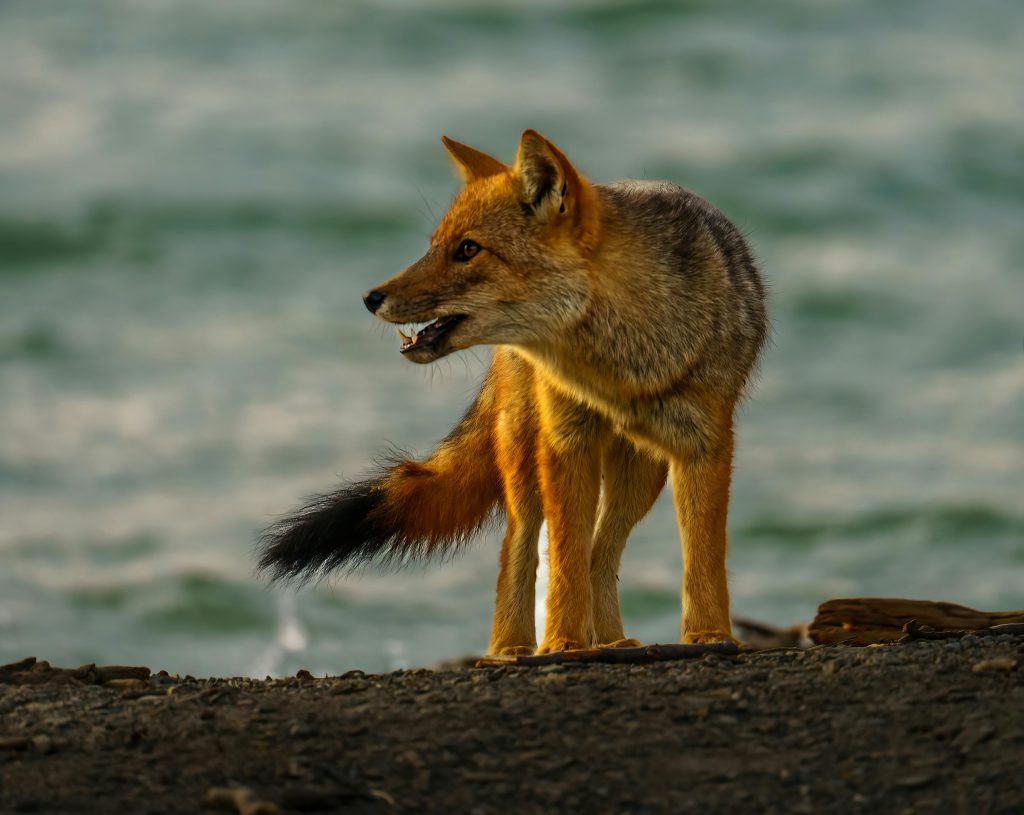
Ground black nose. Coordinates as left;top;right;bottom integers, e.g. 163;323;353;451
363;289;386;314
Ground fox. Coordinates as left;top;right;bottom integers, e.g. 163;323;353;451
258;129;768;655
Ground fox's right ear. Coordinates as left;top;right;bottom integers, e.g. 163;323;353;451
515;129;599;250
441;136;509;183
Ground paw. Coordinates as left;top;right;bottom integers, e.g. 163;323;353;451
598;637;643;649
491;645;535;657
682;630;739;645
536;638;590;654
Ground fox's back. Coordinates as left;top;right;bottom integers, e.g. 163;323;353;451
579;180;768;400
598;181;764;310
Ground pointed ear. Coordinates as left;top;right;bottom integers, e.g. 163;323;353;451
514;129;599;247
514;129;568;214
441;136;509;183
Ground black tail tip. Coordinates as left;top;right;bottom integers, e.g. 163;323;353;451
256;482;389;585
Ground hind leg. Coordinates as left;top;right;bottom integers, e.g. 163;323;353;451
590;436;667;647
670;415;737;645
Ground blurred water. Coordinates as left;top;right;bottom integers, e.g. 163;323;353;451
1;0;1022;677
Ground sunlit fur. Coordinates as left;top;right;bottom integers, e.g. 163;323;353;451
259;130;767;655
257;391;501;582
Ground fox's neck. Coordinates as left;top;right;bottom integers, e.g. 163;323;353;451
515;230;709;411
516;296;697;416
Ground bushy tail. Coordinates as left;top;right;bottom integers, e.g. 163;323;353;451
257;379;501;584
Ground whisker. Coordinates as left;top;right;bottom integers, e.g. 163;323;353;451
413;184;438;224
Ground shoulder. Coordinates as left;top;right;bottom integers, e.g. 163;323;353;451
597;180;717;220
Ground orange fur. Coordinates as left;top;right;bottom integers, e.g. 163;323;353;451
590;437;668;646
266;129;767;653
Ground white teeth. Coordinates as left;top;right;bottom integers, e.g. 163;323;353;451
398;321;435;348
397;320;434;345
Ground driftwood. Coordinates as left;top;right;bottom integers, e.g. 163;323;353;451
902;620;1024;641
0;657;153;686
809;598;1024;646
476;640;739;668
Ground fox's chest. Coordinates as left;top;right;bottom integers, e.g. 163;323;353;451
517;341;715;457
518;345;628;409
520;343;683;418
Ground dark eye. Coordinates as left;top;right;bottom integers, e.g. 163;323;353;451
454;239;481;262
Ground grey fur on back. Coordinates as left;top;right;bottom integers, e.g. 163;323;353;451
595;180;769;400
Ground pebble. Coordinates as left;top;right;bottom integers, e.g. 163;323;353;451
952;725;995;752
104;678;147;690
895;773;933;789
205;786;280;815
369;789;396;806
971;658;1018;674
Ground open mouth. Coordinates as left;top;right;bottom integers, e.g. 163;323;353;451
396;315;467;355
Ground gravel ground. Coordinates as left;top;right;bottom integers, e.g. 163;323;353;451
1;636;1022;815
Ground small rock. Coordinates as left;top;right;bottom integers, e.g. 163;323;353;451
895;774;933;789
330;681;366;696
972;658;1017;673
95;665;151;683
205;786;280;815
31;734;54;755
368;789;396;807
295;669;314;681
132;693;167;703
105;678;147;690
1;657;37;672
952;725;995;752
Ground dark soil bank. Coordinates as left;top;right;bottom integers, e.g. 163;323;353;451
1;637;1022;815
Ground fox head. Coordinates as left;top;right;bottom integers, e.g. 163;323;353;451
364;130;601;363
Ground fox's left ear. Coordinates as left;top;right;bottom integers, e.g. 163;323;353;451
514;130;599;249
442;136;509;183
